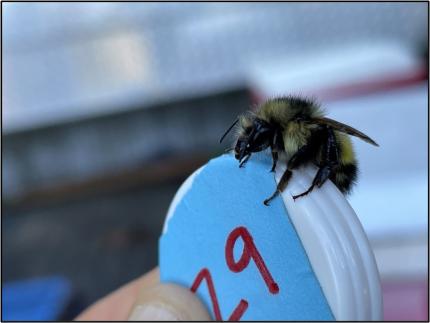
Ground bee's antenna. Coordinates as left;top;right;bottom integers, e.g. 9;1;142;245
219;119;239;143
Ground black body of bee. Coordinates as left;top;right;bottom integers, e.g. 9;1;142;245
220;96;378;205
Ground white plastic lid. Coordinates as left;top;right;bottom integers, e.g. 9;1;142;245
276;163;383;320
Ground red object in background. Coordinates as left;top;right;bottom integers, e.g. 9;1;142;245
382;280;428;321
315;68;428;102
249;66;428;106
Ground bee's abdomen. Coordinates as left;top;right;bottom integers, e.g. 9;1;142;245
335;132;356;165
330;132;358;194
330;163;358;194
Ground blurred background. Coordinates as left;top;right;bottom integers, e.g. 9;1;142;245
2;2;428;321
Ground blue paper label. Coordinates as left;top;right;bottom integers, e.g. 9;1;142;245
160;154;334;320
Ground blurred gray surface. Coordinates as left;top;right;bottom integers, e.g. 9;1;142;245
3;90;250;202
3;182;180;308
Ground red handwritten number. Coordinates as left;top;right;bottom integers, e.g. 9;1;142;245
190;268;248;321
190;226;278;320
225;226;279;294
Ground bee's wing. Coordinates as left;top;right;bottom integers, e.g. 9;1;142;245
310;117;379;146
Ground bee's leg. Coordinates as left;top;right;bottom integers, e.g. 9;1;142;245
264;169;292;205
239;154;251;168
264;144;311;206
293;128;339;200
225;147;234;153
270;151;278;172
292;165;332;200
269;129;283;172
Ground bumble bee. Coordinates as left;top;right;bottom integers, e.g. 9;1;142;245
220;96;378;205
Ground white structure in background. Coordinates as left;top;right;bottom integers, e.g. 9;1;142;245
248;43;428;283
3;3;427;133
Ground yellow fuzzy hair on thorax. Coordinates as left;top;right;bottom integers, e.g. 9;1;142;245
282;122;311;156
258;101;292;128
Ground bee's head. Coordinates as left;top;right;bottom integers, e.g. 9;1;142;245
234;119;274;162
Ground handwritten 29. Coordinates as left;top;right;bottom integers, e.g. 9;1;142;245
190;226;279;321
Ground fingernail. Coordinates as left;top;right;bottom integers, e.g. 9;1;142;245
128;303;181;321
127;284;211;321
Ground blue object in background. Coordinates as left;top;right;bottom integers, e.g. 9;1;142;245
2;276;72;321
160;154;334;320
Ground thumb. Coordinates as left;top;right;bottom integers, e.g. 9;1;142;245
128;283;211;321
